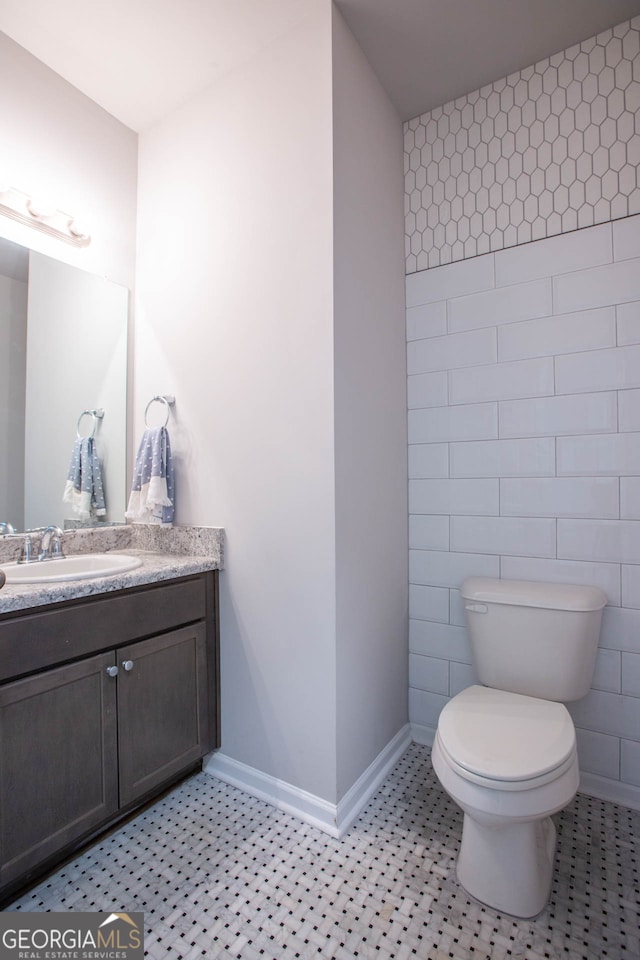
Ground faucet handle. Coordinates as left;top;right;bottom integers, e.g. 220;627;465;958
50;534;65;559
18;535;35;564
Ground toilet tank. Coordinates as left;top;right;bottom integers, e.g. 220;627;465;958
460;577;607;701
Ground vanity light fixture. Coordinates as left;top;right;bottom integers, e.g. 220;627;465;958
0;185;91;247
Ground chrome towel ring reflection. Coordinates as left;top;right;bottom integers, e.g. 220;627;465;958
76;408;104;439
144;395;175;429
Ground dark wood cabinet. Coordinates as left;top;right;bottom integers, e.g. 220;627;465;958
118;623;210;806
0;651;118;889
0;571;219;903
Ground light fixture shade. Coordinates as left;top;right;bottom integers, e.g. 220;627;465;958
0;186;91;246
67;218;90;240
26;196;56;219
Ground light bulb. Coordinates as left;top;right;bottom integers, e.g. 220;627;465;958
26;196;56;218
67;219;90;240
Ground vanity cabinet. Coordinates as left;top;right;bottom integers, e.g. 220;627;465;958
0;651;119;890
118;622;210;806
0;571;219;903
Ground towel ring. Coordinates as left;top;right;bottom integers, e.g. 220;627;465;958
144;394;175;429
76;408;104;440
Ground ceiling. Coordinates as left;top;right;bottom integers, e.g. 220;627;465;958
1;0;640;131
338;0;640;120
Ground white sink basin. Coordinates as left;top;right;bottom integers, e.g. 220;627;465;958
2;553;142;584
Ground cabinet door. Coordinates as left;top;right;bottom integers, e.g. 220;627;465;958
117;623;210;806
0;651;118;888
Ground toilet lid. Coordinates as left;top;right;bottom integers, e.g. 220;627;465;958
438;685;576;782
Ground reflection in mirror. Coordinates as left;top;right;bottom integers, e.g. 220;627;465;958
0;236;128;533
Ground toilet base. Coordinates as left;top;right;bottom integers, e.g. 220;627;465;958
457;812;556;918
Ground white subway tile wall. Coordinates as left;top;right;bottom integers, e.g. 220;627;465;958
449;437;556;478
407;214;640;800
622;564;640;607
407;372;448;409
408;443;449;478
617;301;640;344
404;18;640;273
576;728;621;780
621;738;640;785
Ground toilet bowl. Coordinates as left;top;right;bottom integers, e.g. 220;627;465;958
431;685;579;918
431;577;606;919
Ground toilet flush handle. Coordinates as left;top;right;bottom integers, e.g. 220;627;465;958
464;603;488;614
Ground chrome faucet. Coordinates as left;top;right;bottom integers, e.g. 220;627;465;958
38;526;65;561
0;522;15;534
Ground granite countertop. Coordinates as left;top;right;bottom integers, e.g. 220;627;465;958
0;524;224;615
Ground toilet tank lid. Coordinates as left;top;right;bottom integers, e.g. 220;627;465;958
460;577;607;612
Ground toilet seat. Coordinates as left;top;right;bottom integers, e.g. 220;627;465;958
437;685;576;791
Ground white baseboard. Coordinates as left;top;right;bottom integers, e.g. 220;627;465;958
410;722;435;746
204;724;412;838
203;751;341;837
336;724;412;835
579;771;640;812
205;725;640;834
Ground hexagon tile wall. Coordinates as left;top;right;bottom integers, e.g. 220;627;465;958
405;16;640;273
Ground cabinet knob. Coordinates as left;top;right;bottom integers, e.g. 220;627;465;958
106;665;119;678
122;660;134;672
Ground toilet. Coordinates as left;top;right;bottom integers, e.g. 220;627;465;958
431;576;607;919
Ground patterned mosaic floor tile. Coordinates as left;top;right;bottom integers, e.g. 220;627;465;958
7;744;639;959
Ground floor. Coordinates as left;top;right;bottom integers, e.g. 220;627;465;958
7;743;640;960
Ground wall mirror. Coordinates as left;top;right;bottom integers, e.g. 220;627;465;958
0;235;128;533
